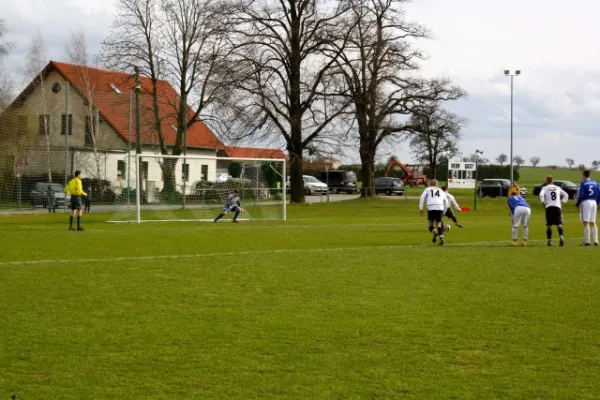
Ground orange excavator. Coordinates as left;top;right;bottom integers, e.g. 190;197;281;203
384;156;428;187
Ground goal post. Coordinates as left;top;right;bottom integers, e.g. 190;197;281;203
108;153;287;223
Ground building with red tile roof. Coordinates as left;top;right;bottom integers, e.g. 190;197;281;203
1;61;288;191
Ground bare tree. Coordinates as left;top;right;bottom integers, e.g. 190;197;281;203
407;103;465;178
333;0;466;196
0;62;12;113
592;160;599;171
102;0;231;194
228;0;353;203
67;30;104;182
467;153;487;164
496;153;507;166
513;155;524;167
0;20;11;58
25;31;53;182
529;156;540;169
566;158;574;170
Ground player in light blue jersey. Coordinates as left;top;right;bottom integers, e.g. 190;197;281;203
214;190;244;223
575;169;600;246
508;191;531;246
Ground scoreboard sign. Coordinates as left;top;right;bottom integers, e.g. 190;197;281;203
448;160;476;189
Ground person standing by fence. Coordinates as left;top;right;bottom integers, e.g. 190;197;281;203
46;185;56;213
84;185;92;213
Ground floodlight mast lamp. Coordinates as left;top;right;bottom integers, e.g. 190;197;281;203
504;69;521;183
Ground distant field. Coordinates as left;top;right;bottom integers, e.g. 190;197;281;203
517;167;587;186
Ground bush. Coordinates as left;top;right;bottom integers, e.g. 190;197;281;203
81;178;116;203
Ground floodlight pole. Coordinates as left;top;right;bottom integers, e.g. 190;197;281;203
504;69;521;184
474;150;483;211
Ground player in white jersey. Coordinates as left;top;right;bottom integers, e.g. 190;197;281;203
539;175;568;247
441;186;463;228
214;190;244;223
419;179;449;245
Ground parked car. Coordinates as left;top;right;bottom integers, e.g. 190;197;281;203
375;177;405;195
314;170;358;194
477;179;511;198
31;182;69;208
533;180;579;200
287;175;328;195
477;179;528;198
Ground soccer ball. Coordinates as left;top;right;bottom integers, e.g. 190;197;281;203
444;224;451;232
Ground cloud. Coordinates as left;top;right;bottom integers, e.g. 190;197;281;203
1;0;113;78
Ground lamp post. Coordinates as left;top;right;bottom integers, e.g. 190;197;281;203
474;150;483;210
504;69;520;183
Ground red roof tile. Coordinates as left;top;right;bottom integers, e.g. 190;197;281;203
224;146;287;160
48;61;224;150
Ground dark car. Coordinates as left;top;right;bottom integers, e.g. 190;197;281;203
314;170;358;194
477;179;511;198
375;177;405;195
30;182;69;207
533;180;579;200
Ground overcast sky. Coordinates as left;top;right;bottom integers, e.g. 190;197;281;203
2;0;599;167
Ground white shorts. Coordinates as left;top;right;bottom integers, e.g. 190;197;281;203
513;206;531;227
579;200;598;223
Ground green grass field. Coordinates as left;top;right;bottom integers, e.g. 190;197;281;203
1;197;599;399
517;167;586;186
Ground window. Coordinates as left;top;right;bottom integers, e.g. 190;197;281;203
85;116;96;147
117;160;126;179
141;161;149;180
38;114;50;135
201;164;208;182
61;114;73;135
182;163;190;182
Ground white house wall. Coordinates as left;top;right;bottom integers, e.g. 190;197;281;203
80;148;219;197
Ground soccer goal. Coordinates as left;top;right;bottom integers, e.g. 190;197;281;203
108;154;286;223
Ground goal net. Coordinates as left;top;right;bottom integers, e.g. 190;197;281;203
107;154;286;223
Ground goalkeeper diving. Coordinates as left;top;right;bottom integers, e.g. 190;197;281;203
214;190;244;223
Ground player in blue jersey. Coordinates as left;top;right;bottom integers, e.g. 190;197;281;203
575;169;600;246
214;190;244;223
508;191;531;246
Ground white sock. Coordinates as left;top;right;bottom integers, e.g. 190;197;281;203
593;225;598;243
523;226;529;241
512;227;518;241
584;226;591;244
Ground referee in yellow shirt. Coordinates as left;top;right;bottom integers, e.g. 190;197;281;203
64;170;87;231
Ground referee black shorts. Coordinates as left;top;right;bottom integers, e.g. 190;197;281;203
70;195;82;211
545;206;563;226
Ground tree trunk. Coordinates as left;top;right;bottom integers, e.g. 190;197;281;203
288;147;305;204
359;140;376;198
161;158;178;200
431;161;438;179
